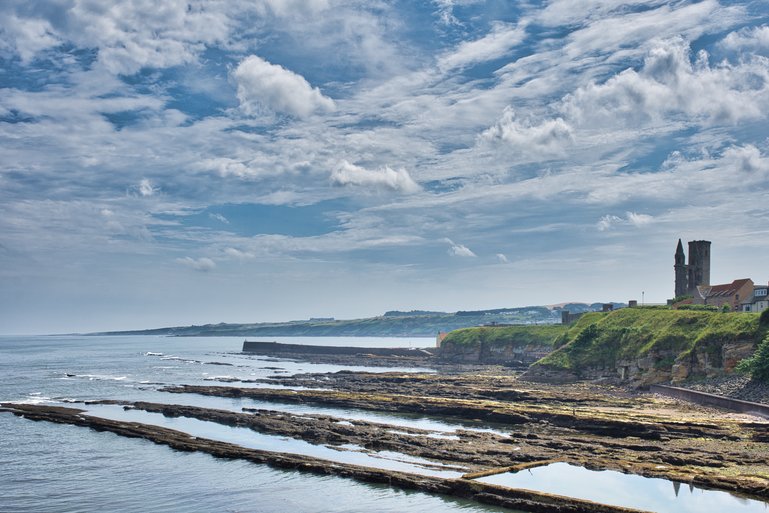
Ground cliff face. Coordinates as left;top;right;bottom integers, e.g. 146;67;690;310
437;325;564;366
523;309;765;386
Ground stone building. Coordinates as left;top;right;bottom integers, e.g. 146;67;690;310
694;278;754;310
674;239;711;298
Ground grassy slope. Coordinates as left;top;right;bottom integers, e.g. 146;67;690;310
537;308;764;372
440;324;567;349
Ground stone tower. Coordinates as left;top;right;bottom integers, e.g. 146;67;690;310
674;239;711;298
674;239;687;298
687;240;711;293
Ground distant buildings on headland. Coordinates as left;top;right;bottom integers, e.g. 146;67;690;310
672;239;768;313
562;238;768;326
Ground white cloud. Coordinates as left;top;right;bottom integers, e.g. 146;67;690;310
479;107;574;155
722;144;769;174
720;26;769;55
200;158;255;179
433;0;460;26
438;22;526;71
0;15;61;63
598;212;654;231
626;212;654;227
138;178;155;197
223;247;254;260
445;238;476;257
562;37;769;128
176;256;216;272
258;0;331;17
331;160;420;194
496;253;509;263
597;214;623;231
67;0;231;75
209;213;229;224
233;55;335;118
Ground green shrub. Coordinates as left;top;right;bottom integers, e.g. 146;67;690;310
760;308;769;327
677;304;718;311
573;324;598;348
440;324;566;348
535;308;762;374
736;334;769;382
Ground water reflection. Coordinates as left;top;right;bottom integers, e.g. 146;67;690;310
477;462;768;513
83;404;465;479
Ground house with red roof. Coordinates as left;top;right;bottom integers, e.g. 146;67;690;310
694;278;754;311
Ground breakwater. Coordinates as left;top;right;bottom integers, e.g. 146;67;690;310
242;340;436;357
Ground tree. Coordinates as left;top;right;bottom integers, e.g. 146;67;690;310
737;333;769;382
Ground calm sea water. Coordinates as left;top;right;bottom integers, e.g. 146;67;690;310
0;335;512;513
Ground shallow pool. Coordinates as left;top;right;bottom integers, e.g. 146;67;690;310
477;462;769;513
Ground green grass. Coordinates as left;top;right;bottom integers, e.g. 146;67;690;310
535;308;765;373
440;324;567;349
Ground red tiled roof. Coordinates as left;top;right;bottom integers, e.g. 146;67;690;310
698;279;752;299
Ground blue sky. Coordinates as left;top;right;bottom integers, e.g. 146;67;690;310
2;0;769;334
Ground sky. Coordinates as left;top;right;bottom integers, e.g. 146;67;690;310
1;0;769;334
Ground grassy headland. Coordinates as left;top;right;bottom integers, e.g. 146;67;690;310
438;324;567;364
526;307;768;384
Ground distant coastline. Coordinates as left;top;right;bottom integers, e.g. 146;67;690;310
90;302;623;338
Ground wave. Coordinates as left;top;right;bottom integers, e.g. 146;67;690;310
203;375;242;383
5;393;54;405
160;356;202;364
62;373;129;381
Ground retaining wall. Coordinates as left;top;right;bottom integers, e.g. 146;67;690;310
649;384;769;418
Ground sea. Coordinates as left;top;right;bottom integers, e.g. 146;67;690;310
0;334;511;513
3;335;768;513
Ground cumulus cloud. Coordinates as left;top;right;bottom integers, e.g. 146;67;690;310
331;160;420;193
233;55;335;118
67;0;230;75
720;26;769;56
563;37;769;128
445;238;476;257
0;15;60;63
176;256;216;272
496;253;509;263
598;212;654;231
479;107;574;155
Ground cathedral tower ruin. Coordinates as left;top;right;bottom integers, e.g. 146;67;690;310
674;239;711;298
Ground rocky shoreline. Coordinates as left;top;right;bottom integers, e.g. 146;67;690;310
3;359;769;512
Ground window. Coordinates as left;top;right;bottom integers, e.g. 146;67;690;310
756;289;768;297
